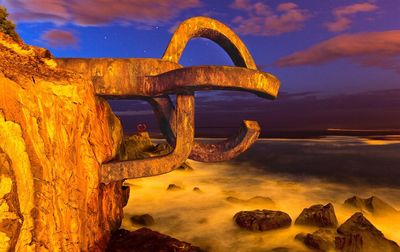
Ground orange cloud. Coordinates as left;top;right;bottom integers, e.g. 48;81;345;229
3;0;200;27
230;0;310;36
41;29;77;47
276;30;400;72
325;2;378;32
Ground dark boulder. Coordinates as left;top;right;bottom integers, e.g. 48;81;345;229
107;228;204;252
176;161;194;171
121;185;130;207
226;196;275;206
167;184;183;191
344;196;398;216
295;203;338;228
233;210;291;231
130;214;155;226
295;229;336;251
335;212;400;252
193;187;202;192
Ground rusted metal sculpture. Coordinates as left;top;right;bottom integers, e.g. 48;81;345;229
56;16;280;183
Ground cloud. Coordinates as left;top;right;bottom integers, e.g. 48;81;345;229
230;0;310;36
276;30;400;72
40;29;78;47
325;2;378;32
2;0;201;27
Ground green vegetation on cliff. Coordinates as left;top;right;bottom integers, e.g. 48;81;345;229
0;6;21;42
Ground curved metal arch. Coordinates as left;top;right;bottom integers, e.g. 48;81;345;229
162;16;257;70
151;16;270;162
147;66;279;99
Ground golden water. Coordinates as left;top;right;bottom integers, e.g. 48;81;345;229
122;138;400;251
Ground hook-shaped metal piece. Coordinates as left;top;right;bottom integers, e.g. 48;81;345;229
149;95;261;162
100;94;194;184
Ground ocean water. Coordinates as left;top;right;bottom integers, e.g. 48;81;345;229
122;136;400;251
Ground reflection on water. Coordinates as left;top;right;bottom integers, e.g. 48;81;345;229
122;136;400;251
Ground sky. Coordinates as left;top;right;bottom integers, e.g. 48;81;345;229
1;0;399;133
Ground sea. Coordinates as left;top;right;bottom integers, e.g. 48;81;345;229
122;136;400;251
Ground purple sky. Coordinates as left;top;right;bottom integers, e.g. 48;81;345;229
2;0;399;133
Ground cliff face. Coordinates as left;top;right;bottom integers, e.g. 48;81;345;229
0;33;127;251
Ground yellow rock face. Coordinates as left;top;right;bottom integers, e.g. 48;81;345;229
0;33;125;251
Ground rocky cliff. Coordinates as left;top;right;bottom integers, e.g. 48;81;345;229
0;32;127;251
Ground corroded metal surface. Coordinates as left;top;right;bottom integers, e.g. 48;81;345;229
149;97;261;162
55;58;182;97
151;16;270;162
162;16;257;69
56;16;281;182
191;121;260;162
55;60;278;98
100;94;194;183
146;66;279;99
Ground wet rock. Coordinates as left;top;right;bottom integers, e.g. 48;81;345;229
119;137;191;170
130;214;155;226
295;229;336;251
167;184;183;191
295;203;338;228
177;161;194;171
193;187;202;192
119;132;155;160
234;210;292;231
268;247;290;252
107;228;204;252
335;212;400;252
122;185;130;207
344;196;398;216
226;196;275;206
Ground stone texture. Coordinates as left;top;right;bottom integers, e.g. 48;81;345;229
344;196;398;216
177;161;194;171
118;131;192;170
0;32;126;251
233;210;292;231
295;229;336;251
336;212;400;252
226;196;275;206
107;228;204;252
193;187;202;192
130;214;155;226
295;203;338;228
167;184;183;191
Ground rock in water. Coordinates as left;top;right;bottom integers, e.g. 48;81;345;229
234;210;292;231
295;229;336;251
226;196;275;206
344;195;398;216
193;187;202;192
107;228;204;252
336;212;400;252
176;161;194;171
130;214;155;226
119;133;192;170
118;132;155;160
0;30;126;250
295;203;338;228
167;184;183;191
